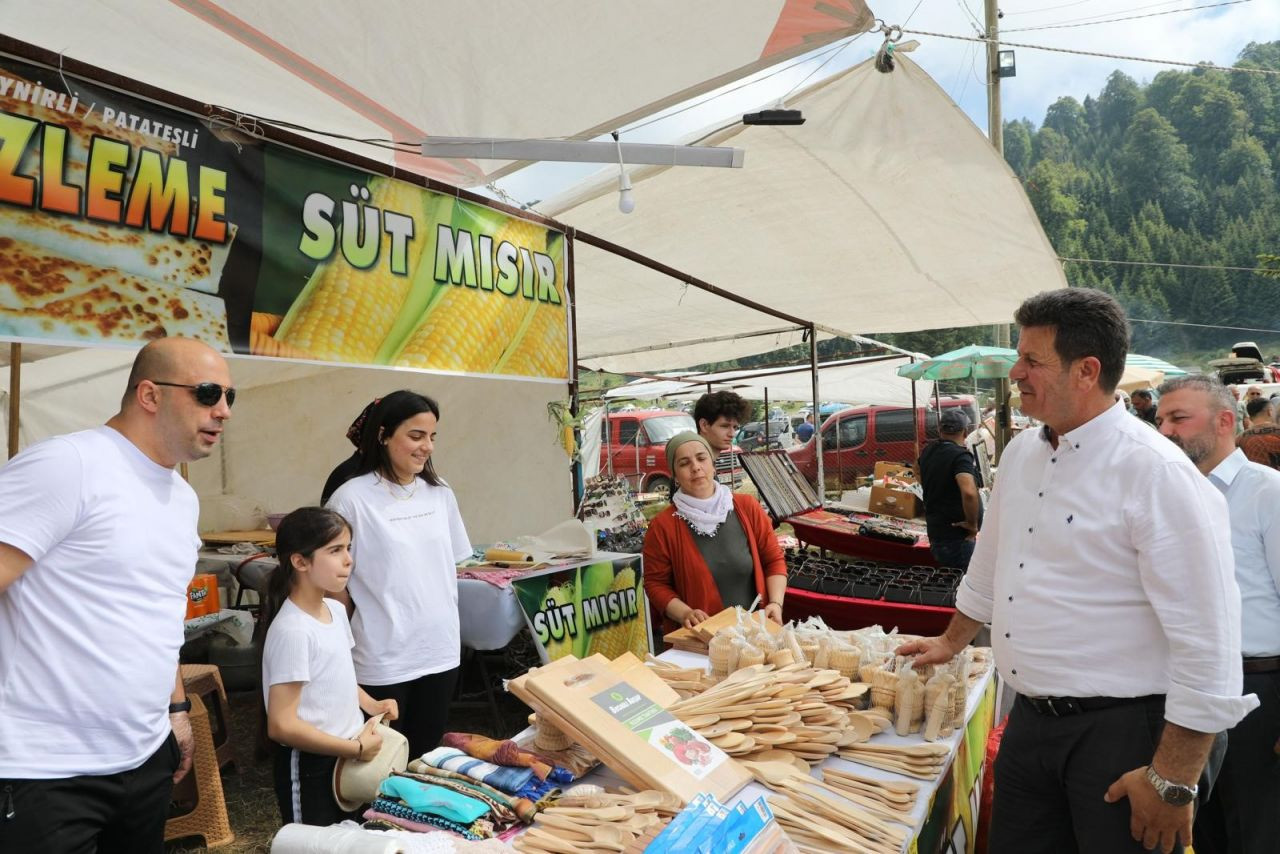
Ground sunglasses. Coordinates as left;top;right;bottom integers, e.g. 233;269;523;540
151;381;236;407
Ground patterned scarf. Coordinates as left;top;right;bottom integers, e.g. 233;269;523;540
672;482;734;536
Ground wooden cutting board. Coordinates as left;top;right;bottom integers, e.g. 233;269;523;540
662;606;784;649
200;529;276;547
517;655;751;804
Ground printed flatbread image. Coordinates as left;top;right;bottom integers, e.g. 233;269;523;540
0;236;230;350
0;208;235;295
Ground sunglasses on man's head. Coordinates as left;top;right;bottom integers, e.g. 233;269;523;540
151;381;236;407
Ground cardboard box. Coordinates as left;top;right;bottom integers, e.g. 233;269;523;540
869;485;920;519
874;461;917;483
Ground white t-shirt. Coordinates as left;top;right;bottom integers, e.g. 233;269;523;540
327;473;472;684
262;598;364;739
0;426;200;778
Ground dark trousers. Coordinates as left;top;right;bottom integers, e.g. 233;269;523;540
0;732;179;854
1193;670;1280;854
930;537;975;569
271;743;358;826
991;694;1218;854
362;666;459;760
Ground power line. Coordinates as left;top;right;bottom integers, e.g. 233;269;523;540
1005;0;1110;16
1009;0;1202;23
1004;0;1254;33
899;26;1280;76
1131;317;1280;334
1061;257;1278;274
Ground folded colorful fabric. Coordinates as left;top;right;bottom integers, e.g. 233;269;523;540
402;763;539;824
420;746;529;793
441;732;574;784
366;799;489;839
379;776;489;824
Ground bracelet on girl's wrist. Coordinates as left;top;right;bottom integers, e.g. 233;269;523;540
353;737;363;760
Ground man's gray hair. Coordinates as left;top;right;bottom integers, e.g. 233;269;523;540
1157;374;1236;413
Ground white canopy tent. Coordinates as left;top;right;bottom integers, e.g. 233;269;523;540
2;1;872;186
553;55;1067;373
0;347;574;543
600;354;935;408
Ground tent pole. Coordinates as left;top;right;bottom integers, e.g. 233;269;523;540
7;343;19;459
566;231;583;508
810;324;823;502
911;358;919;465
763;388;769;447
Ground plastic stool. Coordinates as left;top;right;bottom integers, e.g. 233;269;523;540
164;694;235;848
180;663;234;771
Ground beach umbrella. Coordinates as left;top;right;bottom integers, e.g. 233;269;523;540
1126;353;1186;377
897;345;1019;381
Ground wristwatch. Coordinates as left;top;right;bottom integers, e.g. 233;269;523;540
1145;765;1197;806
168;699;192;714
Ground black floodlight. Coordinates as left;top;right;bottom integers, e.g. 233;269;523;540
743;109;805;126
997;50;1017;78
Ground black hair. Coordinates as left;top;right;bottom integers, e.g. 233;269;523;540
693;390;750;431
351;390;443;487
256;507;352;643
1014;288;1130;393
1247;397;1272;418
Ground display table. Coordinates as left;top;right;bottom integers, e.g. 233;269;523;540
561;648;997;854
786;587;955;636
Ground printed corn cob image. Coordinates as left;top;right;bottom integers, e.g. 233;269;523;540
587;566;648;660
391;212;547;373
273;177;430;362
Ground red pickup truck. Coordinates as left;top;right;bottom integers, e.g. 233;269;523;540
787;397;979;489
599;410;742;497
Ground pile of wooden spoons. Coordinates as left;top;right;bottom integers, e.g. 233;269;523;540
838;742;951;780
661;663;880;765
512;790;679;854
741;759;915;827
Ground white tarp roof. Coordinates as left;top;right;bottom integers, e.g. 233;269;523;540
553;55;1066;373
602;355;934;409
5;1;871;186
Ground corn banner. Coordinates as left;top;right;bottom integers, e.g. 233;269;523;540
513;555;652;664
0;55;568;382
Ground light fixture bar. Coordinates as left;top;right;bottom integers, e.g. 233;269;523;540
421;137;745;168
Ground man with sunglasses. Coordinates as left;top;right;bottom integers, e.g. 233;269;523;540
0;337;233;854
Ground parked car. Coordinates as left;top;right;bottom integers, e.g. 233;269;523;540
599;410;743;497
735;419;794;452
786;397;979;489
1210;341;1280;385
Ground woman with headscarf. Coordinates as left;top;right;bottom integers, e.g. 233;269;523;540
642;432;788;633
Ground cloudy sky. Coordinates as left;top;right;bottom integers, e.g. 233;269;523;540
494;0;1279;205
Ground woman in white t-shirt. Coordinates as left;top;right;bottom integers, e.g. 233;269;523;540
260;507;399;826
326;391;473;759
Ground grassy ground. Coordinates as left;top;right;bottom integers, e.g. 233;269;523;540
166;632;543;853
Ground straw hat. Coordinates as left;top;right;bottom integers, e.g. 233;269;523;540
331;715;409;812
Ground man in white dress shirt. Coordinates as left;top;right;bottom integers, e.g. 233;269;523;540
899;288;1255;854
1155;374;1280;854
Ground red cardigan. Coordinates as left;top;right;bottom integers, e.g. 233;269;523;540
642;493;788;634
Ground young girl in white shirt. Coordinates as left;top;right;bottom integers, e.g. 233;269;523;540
326;390;473;759
260;507;398;826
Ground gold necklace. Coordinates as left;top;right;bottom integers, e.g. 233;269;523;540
384;475;418;501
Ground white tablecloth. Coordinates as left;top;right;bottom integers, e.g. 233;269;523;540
197;549;527;651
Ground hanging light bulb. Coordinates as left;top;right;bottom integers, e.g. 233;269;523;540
612;131;635;214
617;171;635;214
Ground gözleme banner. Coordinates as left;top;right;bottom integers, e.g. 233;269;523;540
0;58;568;381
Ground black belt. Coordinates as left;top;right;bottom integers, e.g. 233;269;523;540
1244;656;1280;674
1020;693;1163;717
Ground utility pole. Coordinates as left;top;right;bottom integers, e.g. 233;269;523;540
986;0;1012;461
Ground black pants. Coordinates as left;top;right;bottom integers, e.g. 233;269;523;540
1193;670;1280;854
991;695;1219;854
271;743;359;827
362;666;459;760
0;732;179;854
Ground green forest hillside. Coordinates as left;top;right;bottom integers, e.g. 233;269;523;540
881;41;1280;366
